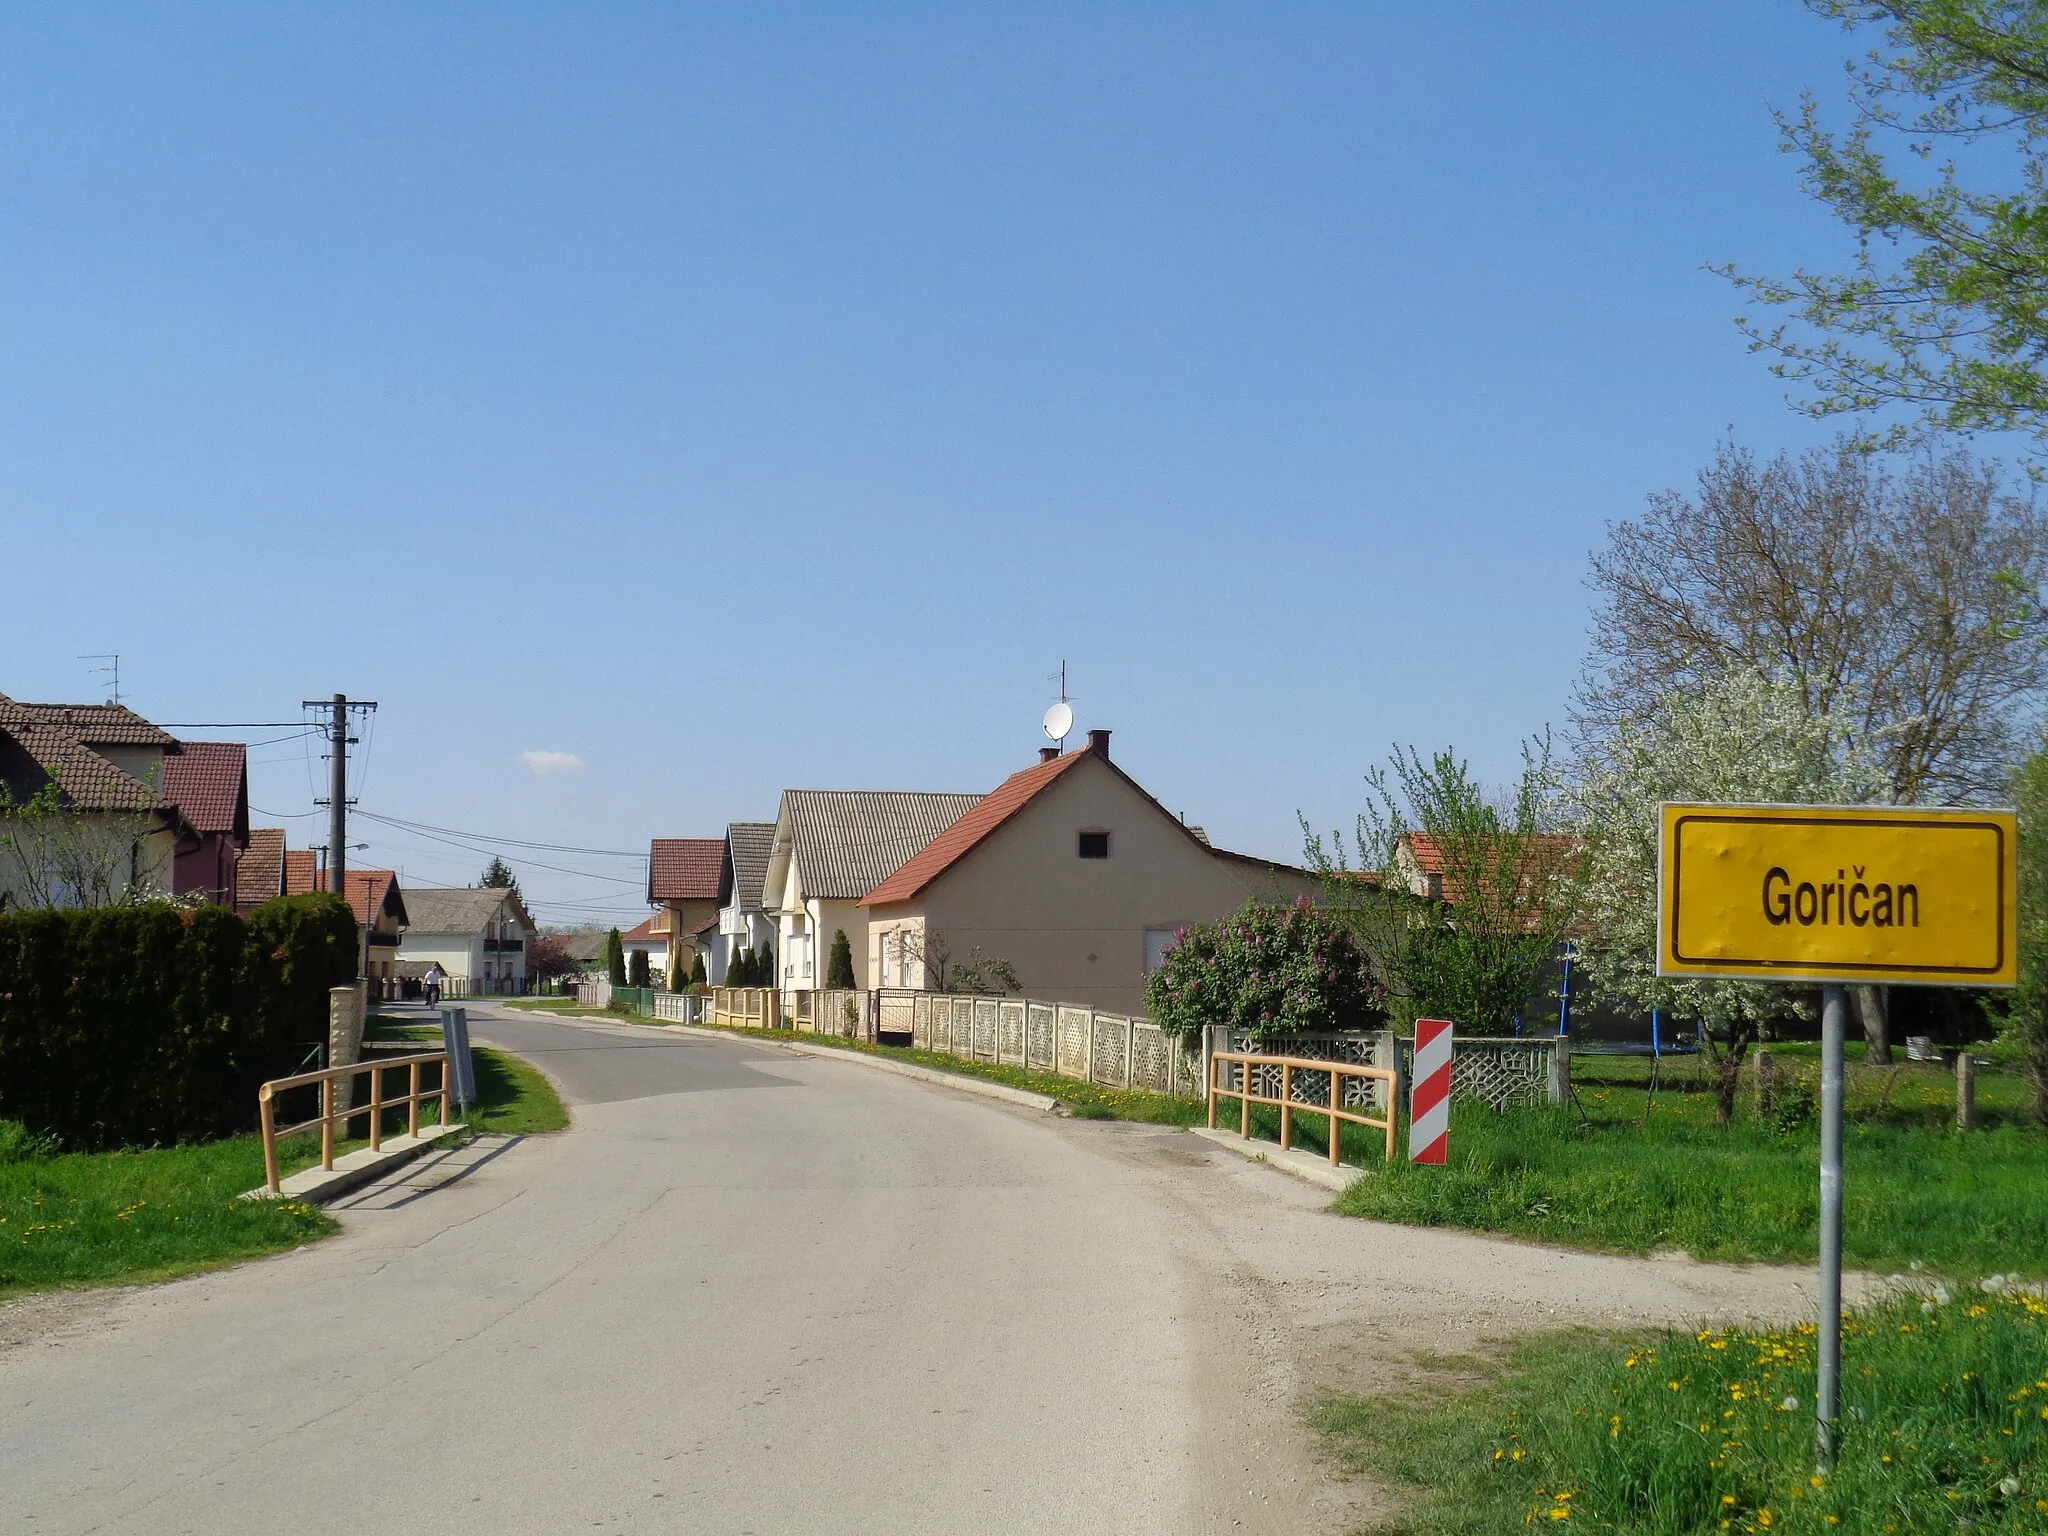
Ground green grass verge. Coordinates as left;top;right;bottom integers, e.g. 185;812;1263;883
0;1129;333;1301
1334;1092;2048;1273
0;1040;568;1301
465;1043;569;1135
1315;1285;2048;1535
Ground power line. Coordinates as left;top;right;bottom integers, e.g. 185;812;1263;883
351;815;644;886
157;721;312;728
352;809;647;859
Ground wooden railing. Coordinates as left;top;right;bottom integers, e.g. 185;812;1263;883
256;1051;452;1195
1207;1050;1399;1168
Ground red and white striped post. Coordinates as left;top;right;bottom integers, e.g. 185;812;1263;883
1409;1017;1453;1165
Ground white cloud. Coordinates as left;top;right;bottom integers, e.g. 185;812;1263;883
521;749;585;776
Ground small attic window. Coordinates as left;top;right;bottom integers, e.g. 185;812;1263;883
1078;831;1110;860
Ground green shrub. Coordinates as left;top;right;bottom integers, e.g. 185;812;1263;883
689;951;707;986
1146;896;1380;1043
628;947;650;988
603;927;627;987
0;894;357;1150
827;929;855;988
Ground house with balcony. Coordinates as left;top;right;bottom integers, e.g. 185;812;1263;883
860;729;1318;1014
763;788;980;995
397;886;537;994
647;837;725;980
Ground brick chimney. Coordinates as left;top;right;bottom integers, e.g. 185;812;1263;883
1038;746;1060;763
1087;728;1111;759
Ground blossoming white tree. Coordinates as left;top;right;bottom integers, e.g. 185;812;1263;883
1569;670;1884;1122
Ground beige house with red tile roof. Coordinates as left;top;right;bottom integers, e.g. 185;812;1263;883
0;694;185;909
647;837;726;981
859;729;1317;1014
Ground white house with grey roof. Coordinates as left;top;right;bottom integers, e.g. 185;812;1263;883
762;790;980;994
396;886;538;993
699;821;777;985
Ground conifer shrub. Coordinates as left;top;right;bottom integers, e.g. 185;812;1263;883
827;929;855;988
0;894;359;1149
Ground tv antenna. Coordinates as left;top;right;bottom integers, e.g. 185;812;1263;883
80;654;121;706
1042;661;1073;747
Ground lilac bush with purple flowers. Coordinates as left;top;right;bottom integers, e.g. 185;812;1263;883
1146;896;1381;1043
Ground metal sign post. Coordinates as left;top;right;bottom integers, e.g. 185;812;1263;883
440;1006;477;1115
1657;801;2017;1468
1816;984;1846;1461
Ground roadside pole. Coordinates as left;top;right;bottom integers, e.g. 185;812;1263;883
1816;984;1846;1464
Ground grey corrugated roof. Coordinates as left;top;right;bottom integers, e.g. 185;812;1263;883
784;790;980;903
403;886;530;935
728;822;776;911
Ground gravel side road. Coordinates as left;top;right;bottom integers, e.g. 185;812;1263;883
0;1007;1862;1534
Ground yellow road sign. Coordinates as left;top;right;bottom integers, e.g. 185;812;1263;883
1658;803;2017;986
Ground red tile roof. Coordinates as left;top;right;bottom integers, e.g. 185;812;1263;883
622;916;662;943
283;849;318;895
1399;831;1580;906
648;838;726;902
0;711;166;813
280;852;404;930
236;827;286;910
0;695;177;747
162;741;248;837
860;750;1092;907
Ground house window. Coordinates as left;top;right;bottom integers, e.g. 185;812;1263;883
1078;831;1110;859
1144;929;1181;973
879;935;892;986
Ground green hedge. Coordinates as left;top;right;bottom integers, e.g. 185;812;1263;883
0;894;358;1150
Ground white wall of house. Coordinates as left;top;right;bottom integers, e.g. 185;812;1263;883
397;934;487;979
0;811;175;911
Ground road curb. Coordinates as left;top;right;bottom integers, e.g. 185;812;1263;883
240;1123;463;1205
1190;1126;1365;1195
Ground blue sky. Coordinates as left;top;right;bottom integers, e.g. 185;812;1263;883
2;4;1883;924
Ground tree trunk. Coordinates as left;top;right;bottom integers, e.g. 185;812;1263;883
1854;984;1891;1064
1715;1029;1752;1126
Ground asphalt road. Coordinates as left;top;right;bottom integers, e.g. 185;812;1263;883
0;1008;1853;1534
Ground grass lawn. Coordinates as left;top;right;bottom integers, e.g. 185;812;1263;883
0;1038;567;1302
1316;1285;2048;1535
1330;1051;2048;1274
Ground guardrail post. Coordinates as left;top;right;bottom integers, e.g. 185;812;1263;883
368;1063;383;1151
321;1077;335;1171
1327;1066;1341;1166
1957;1050;1978;1130
1124;1015;1136;1089
260;1086;280;1194
409;1059;421;1138
1279;1062;1292;1150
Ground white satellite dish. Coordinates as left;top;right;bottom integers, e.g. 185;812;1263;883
1042;700;1074;742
